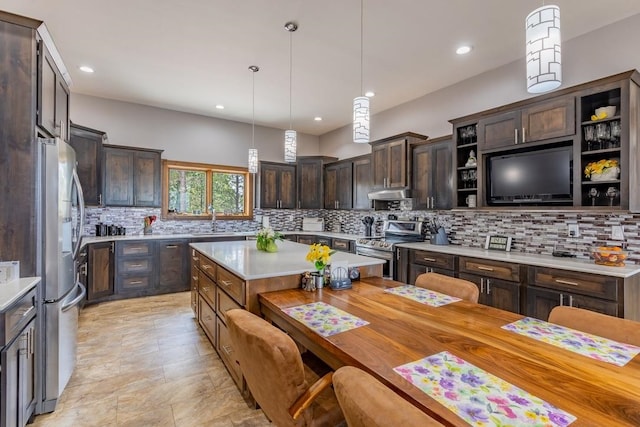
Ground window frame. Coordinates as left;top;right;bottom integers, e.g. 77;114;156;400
162;159;253;221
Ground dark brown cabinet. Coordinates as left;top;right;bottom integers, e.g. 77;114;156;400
103;145;162;207
259;162;296;209
296;235;316;245
407;249;455;284
371;132;427;189
69;123;106;206
459;273;521;313
352;155;373;209
115;241;155;295
324;160;353;210
38;40;70;141
87;242;114;301
411;137;453;210
157;239;190;292
297;157;336;209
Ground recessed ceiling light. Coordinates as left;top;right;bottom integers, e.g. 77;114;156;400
456;46;472;55
215;105;225;109
79;65;94;73
365;91;375;97
314;117;322;121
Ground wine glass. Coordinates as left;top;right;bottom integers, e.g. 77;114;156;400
468;169;477;188
589;188;599;206
461;170;469;189
610;121;621;147
584;125;596;151
459;127;468;145
596;123;611;149
467;125;477;144
606;187;619;206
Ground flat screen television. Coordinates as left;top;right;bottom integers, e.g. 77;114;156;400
487;145;573;205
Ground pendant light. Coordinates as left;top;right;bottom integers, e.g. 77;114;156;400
284;21;298;163
353;0;370;143
525;4;561;94
247;65;259;174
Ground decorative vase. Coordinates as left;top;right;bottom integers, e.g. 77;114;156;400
311;271;324;288
265;240;278;253
256;240;266;251
143;225;153;235
590;167;620;181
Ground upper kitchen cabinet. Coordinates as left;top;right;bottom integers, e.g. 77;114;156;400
297;156;337;209
324;159;353;210
352;155;373;209
259;161;296;209
370;132;427;188
478;95;575;151
69;123;106;206
411;136;453;210
37;30;71;141
103;145;163;207
0;12;69;277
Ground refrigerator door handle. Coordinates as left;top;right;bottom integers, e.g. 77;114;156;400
71;168;85;260
61;282;86;312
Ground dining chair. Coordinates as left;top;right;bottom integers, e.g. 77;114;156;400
548;306;640;346
226;309;345;427
333;366;443;427
414;272;479;303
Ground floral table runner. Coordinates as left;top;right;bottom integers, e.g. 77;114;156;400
385;285;461;307
282;301;369;337
394;351;576;426
502;317;640;367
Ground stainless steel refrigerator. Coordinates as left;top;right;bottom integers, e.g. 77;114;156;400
37;138;86;413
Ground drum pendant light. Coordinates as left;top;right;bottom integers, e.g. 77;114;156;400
526;4;561;93
247;65;259;174
353;0;369;143
284;22;298;162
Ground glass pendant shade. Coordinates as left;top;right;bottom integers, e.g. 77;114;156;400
353;96;370;143
248;148;258;174
526;5;561;94
284;130;297;162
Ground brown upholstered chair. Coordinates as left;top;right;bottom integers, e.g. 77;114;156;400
414;272;479;303
226;309;345;427
333;366;443;427
548;306;640;346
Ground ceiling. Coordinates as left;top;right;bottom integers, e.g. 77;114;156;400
3;1;640;136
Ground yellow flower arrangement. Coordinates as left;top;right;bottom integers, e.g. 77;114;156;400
305;243;336;272
584;159;618;178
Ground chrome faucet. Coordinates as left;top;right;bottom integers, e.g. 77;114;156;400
211;208;216;231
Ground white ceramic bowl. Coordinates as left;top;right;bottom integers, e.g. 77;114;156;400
595;106;616;118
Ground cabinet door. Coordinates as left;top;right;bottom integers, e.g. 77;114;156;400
87;242;114;301
432;141;453;209
69;125;104;206
526;286;562;320
157;240;189;291
484;278;520;313
19;320;36;426
324;165;338;209
336;162;353;209
39;44;57;136
387;139;407;188
103;148;134;206
297;235;315;245
352;156;372;209
478;111;520;151
521;96;575;142
279;165;297;209
411;144;433;210
371;144;388;188
55;79;69;140
133;151;161;207
259;163;279;208
297;159;324;209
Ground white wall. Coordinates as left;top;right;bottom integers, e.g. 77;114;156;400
319;13;640;157
70;94;320;166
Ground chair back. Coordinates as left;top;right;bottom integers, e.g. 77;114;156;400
333;366;443;427
414;272;479;303
548;306;640;346
226;309;308;427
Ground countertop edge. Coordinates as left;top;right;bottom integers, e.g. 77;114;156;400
0;277;40;312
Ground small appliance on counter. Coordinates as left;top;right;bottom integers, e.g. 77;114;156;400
302;217;324;232
362;216;374;237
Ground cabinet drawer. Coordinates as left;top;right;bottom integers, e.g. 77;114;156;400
332;238;351;252
528;267;620;301
118;257;153;274
216;317;242;386
216;287;242;324
410;250;455;270
198;297;216;345
199;255;217;281
459;257;520;282
217;267;245;306
190;248;201;269
117;275;152;292
1;287;37;347
118;241;153;256
198;270;216;308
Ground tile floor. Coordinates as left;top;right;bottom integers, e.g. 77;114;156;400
32;292;271;427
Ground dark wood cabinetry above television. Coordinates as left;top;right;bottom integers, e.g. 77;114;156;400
451;70;640;212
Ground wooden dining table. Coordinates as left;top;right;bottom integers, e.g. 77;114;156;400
258;277;640;426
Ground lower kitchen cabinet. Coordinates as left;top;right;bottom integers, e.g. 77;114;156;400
459;273;521;313
331;238;353;253
407;249;456;284
87;241;114;301
296;235;316;245
157;239;190;292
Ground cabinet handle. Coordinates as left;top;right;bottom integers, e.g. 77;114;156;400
202;264;212;270
480;278;484;293
426;197;430;209
431;197;435;209
514;129;518;144
298;200;301;209
129;280;143;285
222;345;233;355
486;279;491;295
522;127;526;143
423;257;436;262
165;245;178;249
336;200;340;209
30;327;35;357
555;279;579;287
192;275;198;281
559;293;564;306
98;194;102;205
477;266;494;271
220;280;232;287
192;256;199;262
129;263;143;268
110;242;114;252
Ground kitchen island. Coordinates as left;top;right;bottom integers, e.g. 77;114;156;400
189;239;383;399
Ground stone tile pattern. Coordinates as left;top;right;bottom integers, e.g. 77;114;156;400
84;207;639;265
31;292;270;427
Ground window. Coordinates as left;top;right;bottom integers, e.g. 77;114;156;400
162;160;253;220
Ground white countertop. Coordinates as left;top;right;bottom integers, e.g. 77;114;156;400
397;242;640;278
190;240;383;280
0;277;40;312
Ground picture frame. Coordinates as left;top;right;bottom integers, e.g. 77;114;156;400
485;235;512;252
0;261;20;284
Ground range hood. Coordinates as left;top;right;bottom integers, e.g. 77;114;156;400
367;188;413;201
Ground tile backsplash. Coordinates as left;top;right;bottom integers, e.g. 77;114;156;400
84;207;639;264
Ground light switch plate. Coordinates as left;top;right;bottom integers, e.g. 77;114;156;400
568;224;580;238
612;225;625;240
